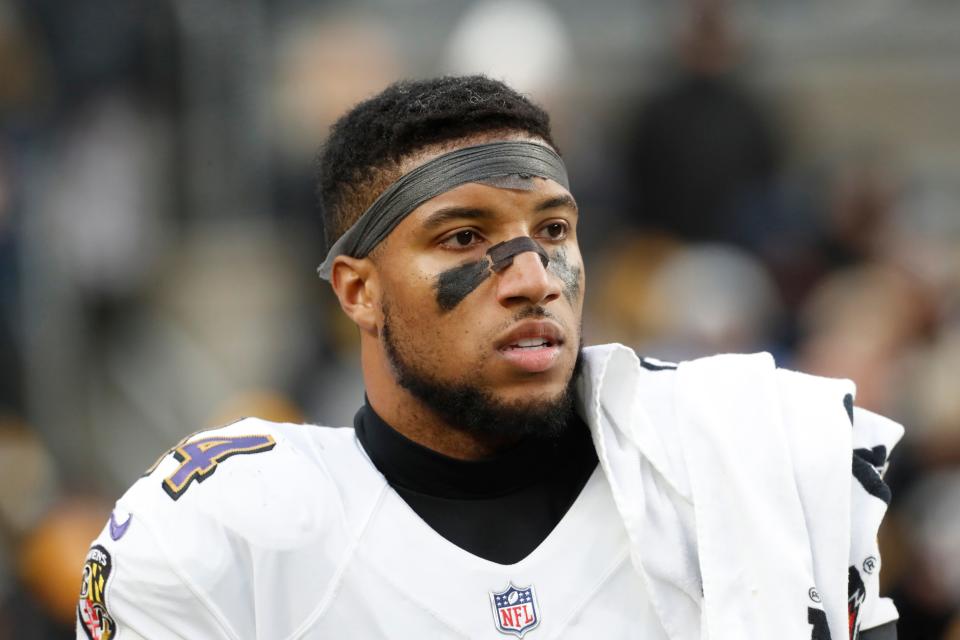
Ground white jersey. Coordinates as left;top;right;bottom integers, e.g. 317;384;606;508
78;344;899;640
77;418;666;640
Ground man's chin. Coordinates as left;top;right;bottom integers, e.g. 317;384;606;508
397;355;582;441
383;313;584;440
489;383;571;412
418;382;577;442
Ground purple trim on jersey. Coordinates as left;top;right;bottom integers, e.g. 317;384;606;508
108;512;132;541
162;434;276;500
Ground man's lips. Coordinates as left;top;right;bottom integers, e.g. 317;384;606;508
495;320;565;373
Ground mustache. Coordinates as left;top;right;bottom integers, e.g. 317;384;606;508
500;305;569;336
513;305;556;321
514;306;552;321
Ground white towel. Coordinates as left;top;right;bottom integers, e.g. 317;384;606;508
580;344;902;640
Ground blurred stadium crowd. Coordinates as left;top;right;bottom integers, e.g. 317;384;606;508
0;0;958;637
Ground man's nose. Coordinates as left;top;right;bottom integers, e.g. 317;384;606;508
494;247;561;307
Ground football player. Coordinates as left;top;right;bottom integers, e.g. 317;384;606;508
77;76;900;639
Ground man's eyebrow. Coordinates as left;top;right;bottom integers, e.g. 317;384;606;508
421;195;577;230
534;194;578;213
421;207;494;230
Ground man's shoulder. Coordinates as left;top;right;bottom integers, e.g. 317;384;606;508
137;417;362;495
118;416;385;555
80;417;385;637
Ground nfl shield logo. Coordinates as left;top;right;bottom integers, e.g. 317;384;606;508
490;583;540;637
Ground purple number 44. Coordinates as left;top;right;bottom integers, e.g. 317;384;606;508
161;434;276;501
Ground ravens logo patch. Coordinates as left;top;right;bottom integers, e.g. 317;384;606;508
77;544;117;640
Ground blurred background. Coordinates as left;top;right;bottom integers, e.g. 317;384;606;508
0;0;958;636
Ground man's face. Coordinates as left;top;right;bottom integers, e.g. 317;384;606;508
371;173;585;438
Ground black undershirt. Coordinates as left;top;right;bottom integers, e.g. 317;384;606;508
353;404;598;565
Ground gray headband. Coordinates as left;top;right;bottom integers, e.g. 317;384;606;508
316;141;569;280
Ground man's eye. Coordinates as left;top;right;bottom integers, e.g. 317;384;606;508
441;229;482;248
540;222;568;240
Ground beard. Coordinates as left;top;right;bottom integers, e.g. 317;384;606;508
381;309;583;442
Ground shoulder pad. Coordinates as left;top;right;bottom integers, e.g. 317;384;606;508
104;418;384;636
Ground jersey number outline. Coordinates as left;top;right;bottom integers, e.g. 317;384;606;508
161;434;276;501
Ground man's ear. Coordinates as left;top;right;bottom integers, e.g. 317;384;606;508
330;256;380;335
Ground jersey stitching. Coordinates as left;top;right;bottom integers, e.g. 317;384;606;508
352;549;473;639
135;512;243;640
288;478;391;639
545;546;632;639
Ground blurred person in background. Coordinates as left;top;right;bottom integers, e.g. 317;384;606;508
620;0;783;246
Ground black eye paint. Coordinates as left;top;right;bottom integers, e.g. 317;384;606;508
548;247;582;303
433;236;569;312
435;259;491;312
488;236;549;273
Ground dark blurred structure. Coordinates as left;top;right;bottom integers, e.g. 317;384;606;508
1;0;959;636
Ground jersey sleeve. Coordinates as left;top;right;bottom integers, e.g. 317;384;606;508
849;406;902;637
76;418;357;640
76;506;238;640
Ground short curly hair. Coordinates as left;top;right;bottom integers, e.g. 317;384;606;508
316;75;557;250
